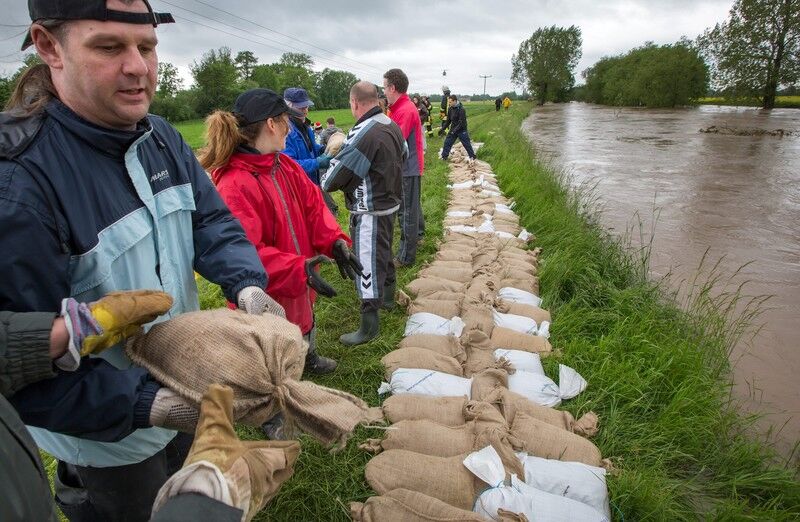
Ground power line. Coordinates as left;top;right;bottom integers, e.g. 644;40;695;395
158;1;380;77
479;74;492;96
188;0;381;73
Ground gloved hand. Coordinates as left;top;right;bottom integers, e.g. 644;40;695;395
236;286;286;318
316;154;331;170
305;255;337;298
152;385;300;521
58;290;173;370
438;128;445;137
331;239;364;281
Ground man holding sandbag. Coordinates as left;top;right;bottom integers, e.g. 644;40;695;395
0;1;279;519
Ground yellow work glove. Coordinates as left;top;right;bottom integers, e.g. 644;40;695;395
61;290;173;357
152;385;301;521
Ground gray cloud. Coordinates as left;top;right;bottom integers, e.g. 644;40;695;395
0;0;732;95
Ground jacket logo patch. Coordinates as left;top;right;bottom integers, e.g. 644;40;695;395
150;170;169;183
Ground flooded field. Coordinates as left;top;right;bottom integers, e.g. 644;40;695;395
523;103;800;458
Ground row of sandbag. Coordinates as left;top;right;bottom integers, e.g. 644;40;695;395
354;148;611;521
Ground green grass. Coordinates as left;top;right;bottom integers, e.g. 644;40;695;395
198;101;799;520
698;95;800;109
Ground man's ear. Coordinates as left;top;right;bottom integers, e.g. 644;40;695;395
31;24;65;70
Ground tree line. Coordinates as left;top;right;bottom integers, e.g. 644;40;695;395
510;0;798;109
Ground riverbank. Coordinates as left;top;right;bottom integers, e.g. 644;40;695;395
202;102;797;520
698;96;800;109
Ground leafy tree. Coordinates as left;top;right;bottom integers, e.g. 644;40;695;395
316;68;357;109
250;63;281;90
191;47;240;116
511;26;582;105
698;0;799;109
582;43;708;107
157;62;183;98
279;52;313;69
234;50;258;82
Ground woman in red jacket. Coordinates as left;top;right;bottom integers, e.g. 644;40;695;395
198;89;362;378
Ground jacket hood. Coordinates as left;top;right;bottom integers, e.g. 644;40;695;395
211;150;280;185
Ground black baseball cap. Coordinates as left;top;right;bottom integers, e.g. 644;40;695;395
233;88;290;126
22;0;175;50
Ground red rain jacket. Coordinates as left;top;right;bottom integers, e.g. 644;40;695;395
213;151;350;334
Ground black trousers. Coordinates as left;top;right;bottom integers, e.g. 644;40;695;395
55;433;194;522
350;212;396;313
396;176;422;264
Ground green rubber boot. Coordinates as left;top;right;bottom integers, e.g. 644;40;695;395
382;282;397;311
339;310;380;346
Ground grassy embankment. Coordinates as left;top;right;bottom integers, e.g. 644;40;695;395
191;101;799;520
698;95;800;109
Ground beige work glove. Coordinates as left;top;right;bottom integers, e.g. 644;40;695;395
152;385;300;521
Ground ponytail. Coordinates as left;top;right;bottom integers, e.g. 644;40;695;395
198;110;264;174
4;64;58;116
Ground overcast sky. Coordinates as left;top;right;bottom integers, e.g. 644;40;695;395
0;0;733;95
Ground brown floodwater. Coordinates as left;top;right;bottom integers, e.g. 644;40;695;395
522;103;800;459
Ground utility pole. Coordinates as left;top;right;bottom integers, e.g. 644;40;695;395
479;74;492;100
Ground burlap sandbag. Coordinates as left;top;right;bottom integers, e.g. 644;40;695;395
365;451;481;510
350;489;489;522
381;348;464;379
381;394;469;426
460;299;495;335
419;265;473;283
494;300;551;325
427;260;474;271
492;212;520;226
126;309;376;448
324;131;346;156
491;327;552;355
469;368;509;403
435;250;473;263
462;330;506;376
465;274;501;302
405;277;466;298
399;334;467;364
501;257;537;276
500;278;539;295
510;412;606;467
503;268;536;282
407;298;462;319
472;247;499;271
484;388;599;438
494;223;521;236
499;247;539;263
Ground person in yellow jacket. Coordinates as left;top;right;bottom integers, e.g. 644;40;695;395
503;96;512;111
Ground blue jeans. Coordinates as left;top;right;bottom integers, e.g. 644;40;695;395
442;130;476;159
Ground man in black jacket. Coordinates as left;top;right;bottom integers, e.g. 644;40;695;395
439;94;476;163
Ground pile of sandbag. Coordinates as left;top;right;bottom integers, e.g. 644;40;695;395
126;308;381;449
356;144;611;521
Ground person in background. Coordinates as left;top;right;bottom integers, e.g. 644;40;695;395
503;95;512;111
440;85;451;132
439;94;477;165
322;81;405;346
421;95;434;138
383;68;425;269
313;121;323;143
495;96;503;111
319;116;342;148
282;87;338;214
0;1;277;519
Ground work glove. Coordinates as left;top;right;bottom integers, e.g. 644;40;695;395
316;154;331;170
237;286;286;318
149;387;199;433
305;255;337;298
57;290;173;370
152;385;301;522
331;239;364;281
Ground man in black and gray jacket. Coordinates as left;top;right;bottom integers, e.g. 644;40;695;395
439;94;477;163
322;81;406;346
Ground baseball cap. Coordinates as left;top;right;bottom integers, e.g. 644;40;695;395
283;87;314;109
233;88;290;126
22;0;175;50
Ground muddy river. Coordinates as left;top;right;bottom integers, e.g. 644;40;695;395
522;103;799;458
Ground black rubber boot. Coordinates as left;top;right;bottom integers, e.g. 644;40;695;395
382;282;396;311
339;310;380;346
304;330;337;375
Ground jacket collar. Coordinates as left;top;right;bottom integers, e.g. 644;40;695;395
212;150;280;185
45;99;150;158
356;106;383;125
389;93;411;110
